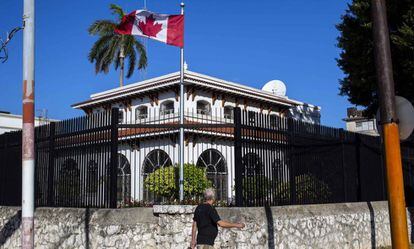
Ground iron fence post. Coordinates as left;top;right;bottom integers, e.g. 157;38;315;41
47;122;55;206
340;129;348;202
110;108;119;208
288;118;296;205
355;134;362;201
234;107;243;206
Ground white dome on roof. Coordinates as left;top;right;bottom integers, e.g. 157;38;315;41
262;80;287;96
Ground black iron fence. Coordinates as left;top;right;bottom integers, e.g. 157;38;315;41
0;107;414;208
233;108;405;207
0;131;22;206
0;111;119;208
116;107;233;206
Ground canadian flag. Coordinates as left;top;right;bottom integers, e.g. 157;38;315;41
115;10;184;47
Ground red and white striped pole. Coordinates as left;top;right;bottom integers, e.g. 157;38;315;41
21;0;35;248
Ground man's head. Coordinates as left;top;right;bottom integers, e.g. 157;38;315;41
204;188;216;204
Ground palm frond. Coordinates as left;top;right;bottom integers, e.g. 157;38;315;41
123;36;137;78
100;36;121;74
134;39;147;69
88;35;114;63
126;48;136;78
110;4;125;21
88;20;116;36
93;36;120;74
114;49;121;70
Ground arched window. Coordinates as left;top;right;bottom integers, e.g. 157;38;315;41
196;149;227;201
160;100;175;115
224;106;234;119
142;149;172;201
117;154;131;205
135;106;148;120
242;153;265;203
242;153;263;177
142;149;172;174
57;158;80;206
86;160;98;193
197;100;211;115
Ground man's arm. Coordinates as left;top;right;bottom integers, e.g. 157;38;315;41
190;221;197;249
217;220;245;229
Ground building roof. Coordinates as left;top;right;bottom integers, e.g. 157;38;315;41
72;70;318;110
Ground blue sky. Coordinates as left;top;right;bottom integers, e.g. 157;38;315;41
0;0;352;127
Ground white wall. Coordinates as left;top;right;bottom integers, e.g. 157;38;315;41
0;113;54;134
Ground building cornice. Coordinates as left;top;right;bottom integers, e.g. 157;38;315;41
72;71;318;110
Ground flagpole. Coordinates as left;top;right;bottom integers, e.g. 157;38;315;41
179;2;185;201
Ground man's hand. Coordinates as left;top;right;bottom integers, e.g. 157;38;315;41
190;221;197;249
217;220;246;229
190;240;196;249
237;223;245;229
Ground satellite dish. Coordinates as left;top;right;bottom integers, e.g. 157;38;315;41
262;80;287;96
376;96;414;140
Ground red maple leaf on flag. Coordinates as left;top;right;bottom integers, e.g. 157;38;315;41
138;15;162;37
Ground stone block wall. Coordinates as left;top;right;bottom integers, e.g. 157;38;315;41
0;201;412;248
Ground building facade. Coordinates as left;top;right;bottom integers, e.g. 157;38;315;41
343;107;379;136
0;111;54;135
72;71;321;203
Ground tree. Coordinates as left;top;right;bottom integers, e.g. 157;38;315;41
337;0;414;115
88;4;147;87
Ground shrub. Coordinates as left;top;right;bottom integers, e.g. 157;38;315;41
242;175;271;201
274;174;332;204
144;163;212;200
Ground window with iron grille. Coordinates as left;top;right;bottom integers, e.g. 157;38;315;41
117;154;131;206
196;149;227;201
118;111;124;124
160;100;175;115
269;114;278;128
135;106;148;120
242;153;263;177
142;149;172;202
248;111;256;125
224;106;234;119
197;100;211;115
86;160;98;193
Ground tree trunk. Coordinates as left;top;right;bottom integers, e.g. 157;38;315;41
119;46;125;87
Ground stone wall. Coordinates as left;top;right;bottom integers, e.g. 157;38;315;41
0;201;412;248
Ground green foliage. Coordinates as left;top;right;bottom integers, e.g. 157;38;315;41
242;175;271;201
144;166;176;198
274;174;332;204
88;4;147;82
337;0;414;115
144;164;212;199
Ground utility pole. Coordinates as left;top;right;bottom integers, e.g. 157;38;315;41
21;0;35;248
371;0;409;248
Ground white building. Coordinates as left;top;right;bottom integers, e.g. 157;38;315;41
343;107;379;136
0;111;55;135
72;70;321;203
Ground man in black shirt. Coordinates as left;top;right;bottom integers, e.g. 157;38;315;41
190;188;245;249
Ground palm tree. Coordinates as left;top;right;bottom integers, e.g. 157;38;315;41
88;4;147;87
